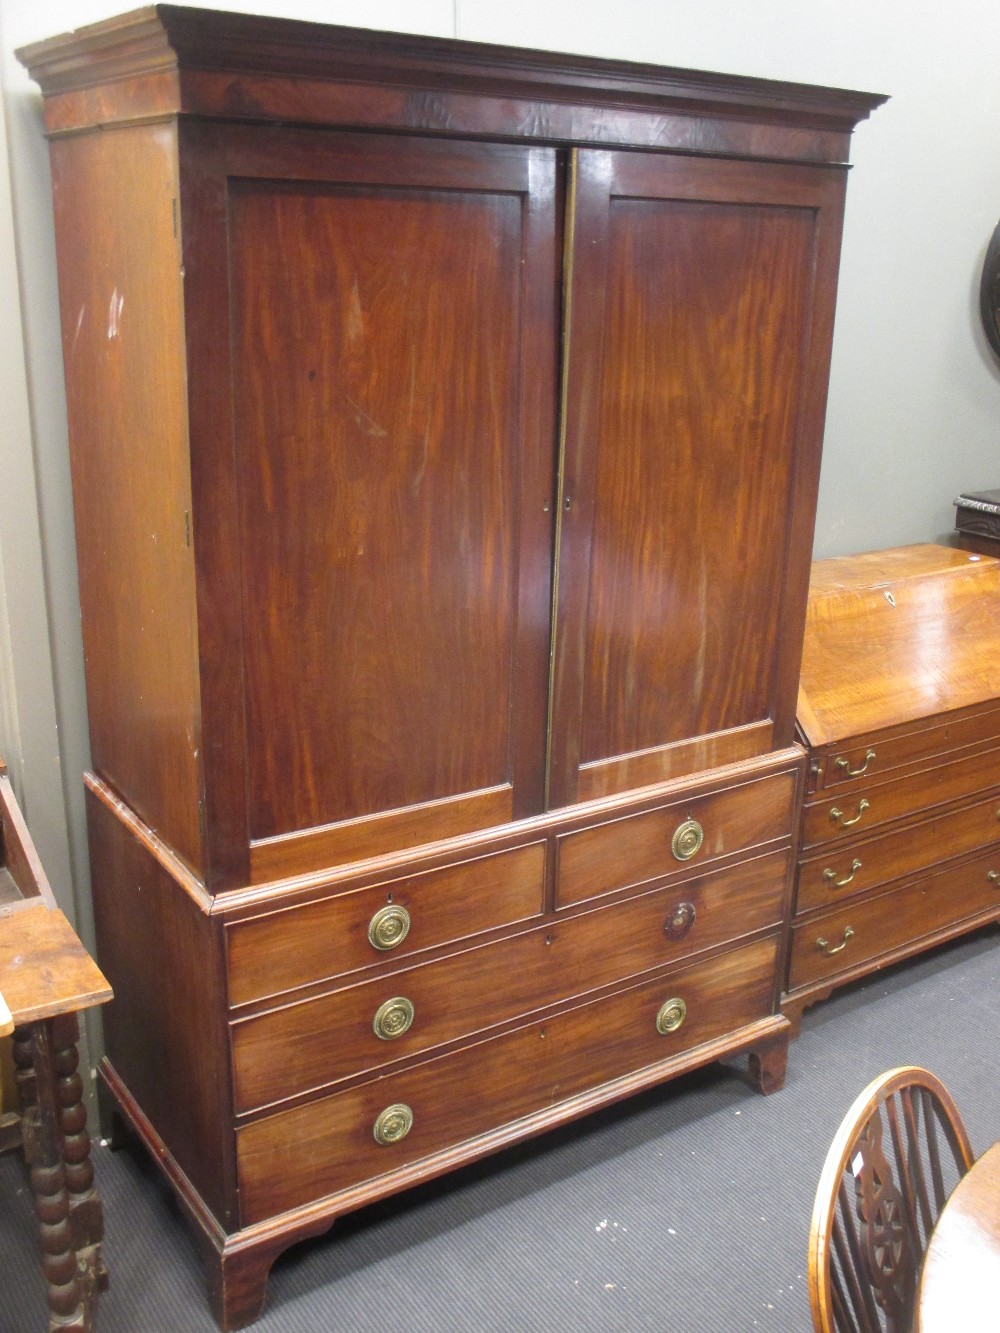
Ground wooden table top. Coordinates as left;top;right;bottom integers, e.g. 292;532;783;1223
0;900;112;1032
918;1139;1000;1330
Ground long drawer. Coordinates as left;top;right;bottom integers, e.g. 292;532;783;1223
236;933;779;1223
556;770;796;907
795;793;1000;915
226;841;547;1006
816;706;1000;792
801;746;1000;849
788;846;1000;992
231;849;789;1113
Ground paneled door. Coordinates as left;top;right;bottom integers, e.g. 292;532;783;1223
180;125;559;879
548;148;848;808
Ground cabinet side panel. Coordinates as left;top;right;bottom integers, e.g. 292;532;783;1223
50;125;203;872
85;786;235;1227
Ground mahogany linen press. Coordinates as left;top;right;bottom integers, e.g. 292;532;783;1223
18;8;883;1325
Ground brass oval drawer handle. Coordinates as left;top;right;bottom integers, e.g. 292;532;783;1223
834;749;875;777
822;858;862;889
828;798;869;829
372;996;415;1041
816;926;855;956
373;1103;413;1145
368;904;411;951
988;870;999;885
664;901;696;939
671;818;704;862
655;996;687;1034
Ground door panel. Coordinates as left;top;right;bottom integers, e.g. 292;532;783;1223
215;130;559;852
549;149;846;808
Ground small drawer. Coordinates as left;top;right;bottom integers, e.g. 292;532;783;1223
236;933;779;1223
555;770;796;908
819;707;1000;791
802;746;1000;849
230;849;790;1112
795;794;1000;916
226;842;546;1006
788;847;1000;992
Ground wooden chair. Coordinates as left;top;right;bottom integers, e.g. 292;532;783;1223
808;1066;974;1333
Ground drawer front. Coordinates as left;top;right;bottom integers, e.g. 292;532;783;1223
232;849;790;1113
788;848;1000;991
795;794;1000;916
226;842;546;1006
820;707;1000;791
803;746;1000;849
237;934;779;1222
556;770;796;908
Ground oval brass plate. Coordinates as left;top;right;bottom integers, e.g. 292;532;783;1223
655;996;687;1035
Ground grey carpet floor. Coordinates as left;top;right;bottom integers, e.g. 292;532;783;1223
2;926;998;1332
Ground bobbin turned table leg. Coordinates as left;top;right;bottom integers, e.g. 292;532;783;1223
19;1019;96;1332
51;1013;108;1288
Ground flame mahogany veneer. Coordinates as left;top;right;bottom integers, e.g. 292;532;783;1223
19;8;883;1327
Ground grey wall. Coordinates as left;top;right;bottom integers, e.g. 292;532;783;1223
1;1;998;1077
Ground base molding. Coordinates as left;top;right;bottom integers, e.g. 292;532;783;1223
102;1014;790;1329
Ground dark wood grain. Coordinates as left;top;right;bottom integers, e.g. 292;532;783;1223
549;152;848;807
557;767;796;906
84;786;237;1228
179;124;558;880
236;933;779;1222
18;12;882;1326
231;849;788;1112
48;124;204;876
226;842;547;1007
17;6;885;150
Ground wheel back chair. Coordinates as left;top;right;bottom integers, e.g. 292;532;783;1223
808;1065;974;1332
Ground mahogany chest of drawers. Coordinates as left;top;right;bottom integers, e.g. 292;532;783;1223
785;545;1000;1024
18;7;882;1327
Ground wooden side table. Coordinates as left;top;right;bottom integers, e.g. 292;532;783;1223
1;761;113;1331
917;1139;1000;1330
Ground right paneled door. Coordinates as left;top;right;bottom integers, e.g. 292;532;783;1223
548;148;850;809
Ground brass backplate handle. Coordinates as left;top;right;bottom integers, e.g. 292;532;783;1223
823;858;862;889
368;904;411;951
671;818;704;862
655;997;687;1034
816;926;855;956
988;869;999;884
372;996;415;1041
834;749;875;777
829;798;869;828
373;1103;413;1145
